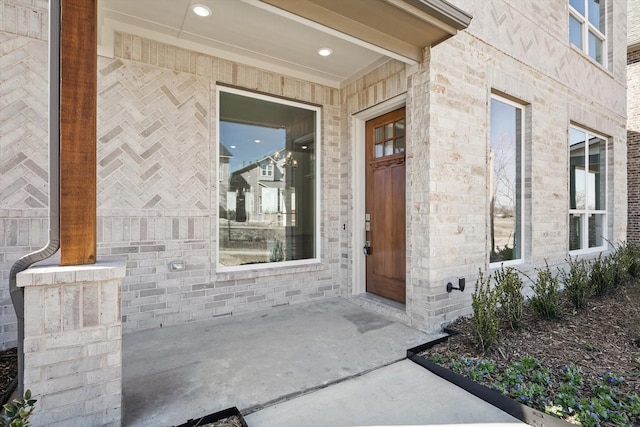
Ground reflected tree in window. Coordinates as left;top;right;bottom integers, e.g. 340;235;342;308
490;97;524;264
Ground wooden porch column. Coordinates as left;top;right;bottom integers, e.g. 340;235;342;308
60;0;97;265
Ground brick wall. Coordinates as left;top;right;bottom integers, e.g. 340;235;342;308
629;1;640;47
340;0;627;332
96;34;343;334
0;0;47;40
0;0;49;348
0;0;629;341
1;4;343;341
628;47;640;242
18;262;124;426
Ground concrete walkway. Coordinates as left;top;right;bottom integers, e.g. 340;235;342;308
122;297;523;427
246;360;523;427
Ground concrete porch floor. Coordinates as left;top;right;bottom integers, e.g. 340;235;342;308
122;297;523;427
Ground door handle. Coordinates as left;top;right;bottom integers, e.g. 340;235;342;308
364;214;371;255
363;240;371;256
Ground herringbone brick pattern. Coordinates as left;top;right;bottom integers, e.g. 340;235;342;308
97;57;210;211
0;28;49;348
0;33;48;210
449;0;625;114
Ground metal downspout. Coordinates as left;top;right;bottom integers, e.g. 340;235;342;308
9;0;61;395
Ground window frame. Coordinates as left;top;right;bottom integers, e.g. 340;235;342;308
568;125;608;255
569;0;607;66
216;86;322;272
260;163;274;179
489;94;526;268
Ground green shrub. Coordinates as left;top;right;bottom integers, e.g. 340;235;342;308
495;266;524;329
2;389;36;427
530;262;560;319
559;256;592;310
472;270;500;353
490;244;513;263
611;241;634;286
609;240;640;284
628;242;640;278
269;239;284;262
590;254;618;296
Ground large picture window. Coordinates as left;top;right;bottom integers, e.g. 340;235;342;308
217;88;320;269
569;0;606;65
490;96;525;265
569;126;607;252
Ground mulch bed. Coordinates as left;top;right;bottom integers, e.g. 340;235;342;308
0;347;17;405
419;279;640;422
199;416;246;427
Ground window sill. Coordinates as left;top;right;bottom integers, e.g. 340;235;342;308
489;255;527;268
214;259;328;280
568;246;609;258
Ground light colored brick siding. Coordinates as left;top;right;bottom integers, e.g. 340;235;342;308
341;0;627;331
629;0;640;47
628;47;640;242
19;263;124;427
1;10;342;340
0;0;47;41
418;0;627;330
0;0;49;348
0;0;629;340
98;33;343;334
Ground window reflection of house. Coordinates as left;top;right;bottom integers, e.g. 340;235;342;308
569;132;607;251
228;149;291;223
219;143;233;219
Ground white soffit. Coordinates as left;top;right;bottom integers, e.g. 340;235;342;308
98;0;471;88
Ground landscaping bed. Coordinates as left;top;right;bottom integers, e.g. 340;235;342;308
0;347;17;406
175;406;248;427
412;256;640;427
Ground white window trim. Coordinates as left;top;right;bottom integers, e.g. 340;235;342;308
216;86;322;272
489;94;526;268
569;0;607;67
568;125;608;255
260;163;274;177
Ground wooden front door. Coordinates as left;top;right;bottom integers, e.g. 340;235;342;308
365;108;406;303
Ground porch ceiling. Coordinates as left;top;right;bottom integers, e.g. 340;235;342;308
98;0;471;88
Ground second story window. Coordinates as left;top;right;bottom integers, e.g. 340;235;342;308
569;0;606;65
261;163;274;178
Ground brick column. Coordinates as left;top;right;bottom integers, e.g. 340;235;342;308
17;261;125;426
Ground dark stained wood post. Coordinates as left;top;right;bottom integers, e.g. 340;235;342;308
59;0;97;265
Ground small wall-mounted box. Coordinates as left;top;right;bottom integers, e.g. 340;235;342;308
169;260;186;272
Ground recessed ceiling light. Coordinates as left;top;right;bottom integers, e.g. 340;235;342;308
230;145;236;149
254;139;261;143
317;48;333;57
192;4;211;17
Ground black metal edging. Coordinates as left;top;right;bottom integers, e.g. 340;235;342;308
406;332;575;427
174;406;248;427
